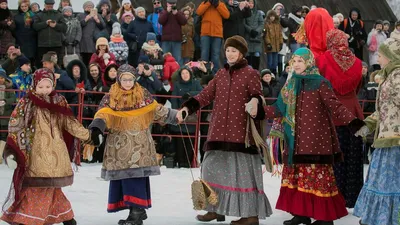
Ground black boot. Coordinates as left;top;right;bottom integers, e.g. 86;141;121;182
283;216;311;225
311;221;333;225
118;207;148;225
63;218;77;225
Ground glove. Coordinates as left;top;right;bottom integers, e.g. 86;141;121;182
266;44;272;51
355;126;370;137
182;93;191;101
348;118;366;134
211;0;219;7
72;40;79;46
250;29;259;38
62;40;69;46
90;128;104;147
5;155;17;170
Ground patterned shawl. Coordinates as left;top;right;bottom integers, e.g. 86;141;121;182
274;48;326;164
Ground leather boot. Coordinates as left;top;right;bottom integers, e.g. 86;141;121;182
311;221;334;225
196;212;225;222
63;218;77;225
118;207;147;225
230;216;259;225
283;216;312;225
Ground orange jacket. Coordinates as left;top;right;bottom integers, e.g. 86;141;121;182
196;1;230;38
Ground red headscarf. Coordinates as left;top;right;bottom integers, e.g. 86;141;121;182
304;8;334;59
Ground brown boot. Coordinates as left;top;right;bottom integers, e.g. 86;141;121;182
230;217;259;225
196;212;225;222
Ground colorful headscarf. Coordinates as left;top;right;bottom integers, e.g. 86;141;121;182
275;48;326;164
327;29;356;71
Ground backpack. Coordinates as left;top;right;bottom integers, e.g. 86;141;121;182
343;18;364;30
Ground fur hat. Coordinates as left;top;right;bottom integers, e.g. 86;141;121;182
146;32;156;42
83;1;94;10
224;35;248;56
96;37;109;50
112;22;121;35
272;3;284;10
378;38;400;62
41;51;58;64
135;7;145;15
62;6;73;13
18;55;30;67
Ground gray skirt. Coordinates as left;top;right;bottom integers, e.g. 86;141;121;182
202;150;273;219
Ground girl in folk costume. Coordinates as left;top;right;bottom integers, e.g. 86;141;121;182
353;37;400;225
316;29;365;208
178;35;273;225
88;64;179;225
1;68;97;225
262;48;365;225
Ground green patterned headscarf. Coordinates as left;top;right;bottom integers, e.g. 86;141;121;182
274;47;326;165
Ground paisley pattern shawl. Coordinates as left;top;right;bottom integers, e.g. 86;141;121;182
327;29;356;72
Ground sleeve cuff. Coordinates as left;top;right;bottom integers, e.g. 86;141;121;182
182;97;201;115
88;118;106;133
253;96;265;120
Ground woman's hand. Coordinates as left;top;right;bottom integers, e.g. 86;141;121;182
245;98;258;118
177;107;189;123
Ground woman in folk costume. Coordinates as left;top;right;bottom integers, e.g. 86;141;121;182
178;35;273;225
1;68;95;225
353;36;400;225
261;48;365;225
88;64;179;225
317;29;364;208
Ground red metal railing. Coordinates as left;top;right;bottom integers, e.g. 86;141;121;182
0;89;377;167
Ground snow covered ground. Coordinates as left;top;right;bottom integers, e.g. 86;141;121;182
0;163;362;225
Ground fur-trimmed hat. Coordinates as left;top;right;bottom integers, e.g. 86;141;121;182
96;37;109;51
378;38;400;62
224;35;248;56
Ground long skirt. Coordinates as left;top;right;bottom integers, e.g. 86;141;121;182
1;187;74;225
202;151;272;219
354;146;400;225
334;126;364;208
107;177;152;213
276;164;348;221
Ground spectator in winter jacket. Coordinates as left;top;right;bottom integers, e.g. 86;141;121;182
280;5;304;53
0;68;15;141
90;37;116;75
30;2;41;13
181;7;195;65
1;44;22;76
9;55;32;99
126;7;154;66
32;0;67;68
243;0;264;70
102;63;118;92
141;32;164;73
136;55;163;95
196;0;229;74
41;51;75;103
117;0;135;22
391;21;400;39
339;8;367;60
58;0;71;13
333;16;340;29
121;12;133;42
264;10;283;75
66;59;90;115
62;6;82;56
163;52;180;91
367;20;387;71
78;1;106;66
0;0;15;61
96;0;118;37
88;63;105;93
14;1;37;66
158;0;187;65
382;20;390;38
357;61;369;108
223;0;251;40
109;23;129;65
260;69;279;104
148;0;163;42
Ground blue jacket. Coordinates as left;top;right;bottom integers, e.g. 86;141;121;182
147;12;162;36
9;69;33;99
136;71;163;95
127;17;154;49
55;68;75;103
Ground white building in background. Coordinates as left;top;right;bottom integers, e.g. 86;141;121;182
386;0;400;20
8;0;101;12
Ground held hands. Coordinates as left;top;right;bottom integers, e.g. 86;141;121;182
90;128;104;147
245;98;259;118
177;107;189;124
355;126;370;137
6;155;17;170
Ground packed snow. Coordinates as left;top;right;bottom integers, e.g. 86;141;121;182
0;163;362;225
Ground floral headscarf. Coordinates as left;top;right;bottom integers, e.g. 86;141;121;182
326;29;356;71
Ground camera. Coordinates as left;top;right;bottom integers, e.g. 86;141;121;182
172;6;177;10
232;0;239;7
144;65;150;70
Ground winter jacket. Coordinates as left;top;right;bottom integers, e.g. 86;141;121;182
0;78;16;129
32;9;67;48
262;80;279;104
181;17;195;59
0;8;15;55
137;71;163;95
147;10;163;37
101;63;117;92
13;9;37;59
140;43;164;70
338;8;367;57
1;57;19;76
162;55;180;91
264;10;283;53
364;68;400;148
223;3;251;40
55;67;75;103
109;36;129;64
281;6;304;45
66;59;90;113
158;10;187;42
63;15;82;55
9;69;32;99
196;1;230;38
170;67;203;134
182;59;264;154
367;29;387;66
89;52;116;75
243;1;264;54
126;17;154;51
121;22;130;42
78;12;106;53
96;0;118;36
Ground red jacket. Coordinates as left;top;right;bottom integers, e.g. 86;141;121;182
162;55;180;91
158;10;187;42
89;52;116;75
182;59;263;154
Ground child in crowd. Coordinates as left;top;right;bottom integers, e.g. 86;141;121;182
90;37;116;75
109;22;129;65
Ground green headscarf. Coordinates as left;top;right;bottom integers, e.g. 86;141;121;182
274;47;327;165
